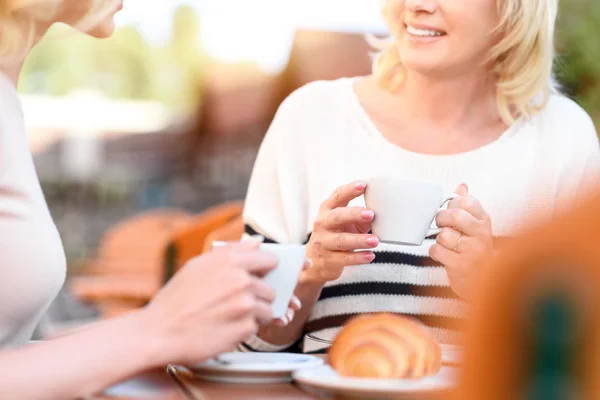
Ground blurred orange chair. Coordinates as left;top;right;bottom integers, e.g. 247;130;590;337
201;215;245;253
163;201;244;282
69;208;193;317
456;187;600;400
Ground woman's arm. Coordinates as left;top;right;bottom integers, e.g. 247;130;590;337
0;243;278;400
241;86;378;351
0;311;157;400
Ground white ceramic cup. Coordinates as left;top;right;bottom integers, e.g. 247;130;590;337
364;177;459;246
212;241;306;319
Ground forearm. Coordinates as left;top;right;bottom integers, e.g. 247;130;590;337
0;310;160;400
255;278;324;346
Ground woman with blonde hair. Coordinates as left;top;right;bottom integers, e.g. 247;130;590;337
242;0;600;353
0;1;302;398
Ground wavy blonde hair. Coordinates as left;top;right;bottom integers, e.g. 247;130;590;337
371;0;560;124
0;0;119;66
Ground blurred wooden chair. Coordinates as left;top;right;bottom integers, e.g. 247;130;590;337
456;189;600;400
201;215;245;252
69;208;193;317
163;201;244;283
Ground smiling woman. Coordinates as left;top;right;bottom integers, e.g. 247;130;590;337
240;0;599;355
373;0;558;124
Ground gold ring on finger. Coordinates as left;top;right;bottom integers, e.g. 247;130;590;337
452;234;464;252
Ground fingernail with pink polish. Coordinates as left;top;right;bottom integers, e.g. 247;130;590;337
293;297;302;310
355;181;367;191
366;236;379;247
361;210;374;220
364;253;376;262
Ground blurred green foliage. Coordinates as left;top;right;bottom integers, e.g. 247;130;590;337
19;2;600;128
21;5;204;113
555;0;600;124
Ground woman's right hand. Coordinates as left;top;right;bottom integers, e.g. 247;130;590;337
142;241;278;366
303;181;379;285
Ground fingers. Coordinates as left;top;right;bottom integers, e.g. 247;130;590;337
289;295;302;311
230;251;278;275
230;318;259;344
254;300;274;326
319;232;379;251
226;291;273;326
327;250;376;266
322;181;367;210
274;296;302;326
303;258;313;270
435;208;480;237
429;243;460;266
455;183;469;197
448;195;488;221
277;296;302;327
252;278;275;304
274;308;296;327
322;207;374;228
436;227;465;252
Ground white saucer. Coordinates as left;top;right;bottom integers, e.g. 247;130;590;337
188;352;324;384
293;365;458;399
440;344;463;366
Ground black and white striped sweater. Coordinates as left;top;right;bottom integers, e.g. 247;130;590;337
239;78;600;353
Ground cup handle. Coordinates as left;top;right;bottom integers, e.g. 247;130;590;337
426;193;461;237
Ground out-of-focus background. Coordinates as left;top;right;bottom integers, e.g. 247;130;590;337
24;0;599;336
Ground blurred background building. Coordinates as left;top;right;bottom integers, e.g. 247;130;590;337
20;0;600;335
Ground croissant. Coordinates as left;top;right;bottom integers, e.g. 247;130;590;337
328;313;442;379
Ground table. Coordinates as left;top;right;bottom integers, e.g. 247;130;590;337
97;368;316;400
170;356;326;400
95;369;186;400
175;375;314;400
98;359;455;399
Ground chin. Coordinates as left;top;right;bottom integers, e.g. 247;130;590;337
86;19;117;39
400;56;450;77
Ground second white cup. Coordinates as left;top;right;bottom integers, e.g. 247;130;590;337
212;241;306;319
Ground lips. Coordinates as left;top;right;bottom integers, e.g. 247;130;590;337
404;23;447;37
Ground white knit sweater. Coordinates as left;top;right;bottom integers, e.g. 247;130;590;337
241;77;600;353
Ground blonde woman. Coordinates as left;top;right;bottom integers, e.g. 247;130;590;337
242;0;600;353
0;1;303;398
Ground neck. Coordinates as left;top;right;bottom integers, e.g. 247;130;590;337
1;64;24;88
395;68;501;131
0;23;52;88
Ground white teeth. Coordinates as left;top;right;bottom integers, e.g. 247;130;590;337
407;25;444;37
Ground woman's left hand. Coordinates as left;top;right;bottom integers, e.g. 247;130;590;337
429;184;494;299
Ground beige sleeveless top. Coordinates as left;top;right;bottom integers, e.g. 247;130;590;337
0;72;66;347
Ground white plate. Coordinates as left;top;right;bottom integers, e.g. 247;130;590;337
293;365;458;399
188;352;324;384
440;344;463;366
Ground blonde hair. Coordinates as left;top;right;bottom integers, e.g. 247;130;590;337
371;0;560;124
0;0;119;66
